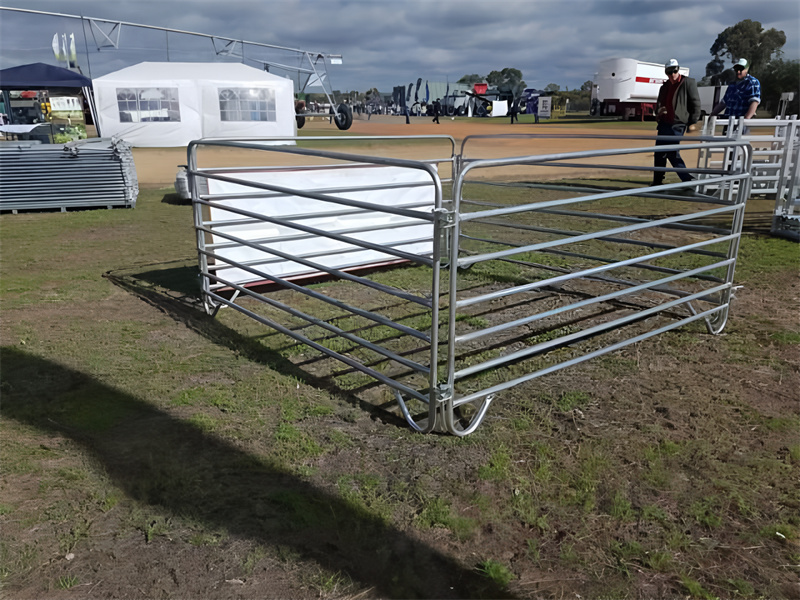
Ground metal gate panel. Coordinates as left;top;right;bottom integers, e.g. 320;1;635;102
699;116;798;198
698;116;799;240
189;136;456;432
776;135;800;240
189;134;752;435
440;135;752;434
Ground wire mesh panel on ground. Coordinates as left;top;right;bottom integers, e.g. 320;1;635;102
189;134;752;435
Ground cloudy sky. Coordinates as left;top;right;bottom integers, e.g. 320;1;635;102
0;0;797;94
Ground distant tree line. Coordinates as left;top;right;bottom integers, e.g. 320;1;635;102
457;70;596;112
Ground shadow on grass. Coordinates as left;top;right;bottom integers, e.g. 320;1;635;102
0;346;513;599
103;261;402;425
160;192;190;206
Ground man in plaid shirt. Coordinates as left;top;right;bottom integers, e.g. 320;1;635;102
711;58;761;120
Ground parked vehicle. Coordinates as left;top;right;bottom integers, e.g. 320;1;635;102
591;57;689;120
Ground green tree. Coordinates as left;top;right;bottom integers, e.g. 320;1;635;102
458;74;483;85
486;68;525;91
759;58;800;114
704;56;725;79
558;88;592;111
544;83;560;92
709;19;786;75
580;80;593;92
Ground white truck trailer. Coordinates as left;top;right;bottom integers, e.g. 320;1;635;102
592;58;728;120
592;57;689;120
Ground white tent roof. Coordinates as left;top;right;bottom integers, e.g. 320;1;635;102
93;62;296;147
98;61;290;83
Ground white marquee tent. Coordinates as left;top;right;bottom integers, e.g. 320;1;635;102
92;62;296;147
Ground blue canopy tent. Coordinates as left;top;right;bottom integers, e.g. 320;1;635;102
0;62;92;88
0;62;98;135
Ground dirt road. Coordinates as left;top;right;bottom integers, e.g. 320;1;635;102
131;116;674;188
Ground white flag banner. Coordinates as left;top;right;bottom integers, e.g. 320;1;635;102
69;33;78;66
52;33;66;62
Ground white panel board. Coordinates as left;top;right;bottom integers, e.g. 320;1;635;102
204;165;435;286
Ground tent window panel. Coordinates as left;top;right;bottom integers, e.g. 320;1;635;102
116;87;181;123
218;88;276;122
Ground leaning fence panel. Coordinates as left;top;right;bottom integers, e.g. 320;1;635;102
189;134;752;436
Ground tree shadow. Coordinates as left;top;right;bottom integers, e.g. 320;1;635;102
0;346;513;599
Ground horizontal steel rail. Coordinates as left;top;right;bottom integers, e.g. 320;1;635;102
195;195;436;269
195;220;434;310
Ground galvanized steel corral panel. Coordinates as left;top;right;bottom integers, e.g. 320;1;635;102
0;138;138;212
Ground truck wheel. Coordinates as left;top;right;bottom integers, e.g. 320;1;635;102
335;103;353;130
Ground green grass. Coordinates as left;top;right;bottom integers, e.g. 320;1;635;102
476;559;514;587
478;444;513;481
57;575;79;590
1;137;798;600
416;496;477;541
553;390;590;412
735;234;800;280
680;575;717;600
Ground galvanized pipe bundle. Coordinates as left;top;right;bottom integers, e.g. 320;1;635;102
0;138;138;212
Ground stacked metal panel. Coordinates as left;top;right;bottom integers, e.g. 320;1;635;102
0;138;138;212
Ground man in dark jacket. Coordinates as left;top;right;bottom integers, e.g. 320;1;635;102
652;58;701;187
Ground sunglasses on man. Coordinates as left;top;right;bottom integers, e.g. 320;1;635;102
734;66;746;72
665;67;679;75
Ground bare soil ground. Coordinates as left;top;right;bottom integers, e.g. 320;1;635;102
1;116;798;600
132;115;664;187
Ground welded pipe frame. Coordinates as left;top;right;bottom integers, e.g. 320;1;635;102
189;134;752;436
189;136;455;433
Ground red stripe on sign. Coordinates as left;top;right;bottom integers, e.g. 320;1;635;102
636;76;666;84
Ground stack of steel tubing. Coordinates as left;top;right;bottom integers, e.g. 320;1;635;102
0;138;138;212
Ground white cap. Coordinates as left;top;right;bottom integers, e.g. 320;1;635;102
734;58;749;69
665;58;680;69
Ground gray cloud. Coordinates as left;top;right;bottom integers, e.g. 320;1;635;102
1;0;797;94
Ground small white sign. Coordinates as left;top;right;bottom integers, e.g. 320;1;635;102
539;96;552;118
50;96;82;111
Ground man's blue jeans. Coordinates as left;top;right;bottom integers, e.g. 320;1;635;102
654;122;693;183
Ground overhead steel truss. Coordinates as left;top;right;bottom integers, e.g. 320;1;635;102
0;6;352;129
